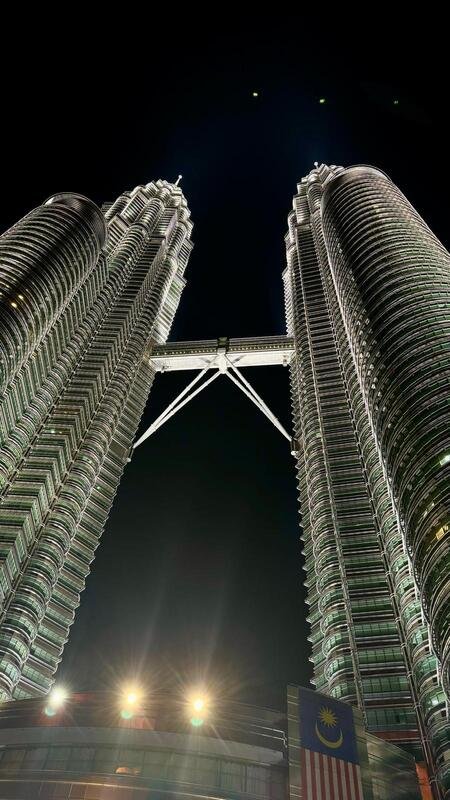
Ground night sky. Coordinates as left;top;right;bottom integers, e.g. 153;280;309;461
2;22;448;710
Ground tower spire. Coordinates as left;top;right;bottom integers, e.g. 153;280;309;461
175;174;182;186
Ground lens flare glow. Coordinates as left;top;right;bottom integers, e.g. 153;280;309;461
48;686;67;708
119;685;142;718
187;691;210;725
192;697;205;712
122;685;142;705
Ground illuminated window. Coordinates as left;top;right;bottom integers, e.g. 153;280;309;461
436;523;450;542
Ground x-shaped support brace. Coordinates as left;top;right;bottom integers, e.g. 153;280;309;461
133;356;292;451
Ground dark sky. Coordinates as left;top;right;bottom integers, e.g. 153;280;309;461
2;20;448;710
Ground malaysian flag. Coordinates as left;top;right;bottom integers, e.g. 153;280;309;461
298;687;363;800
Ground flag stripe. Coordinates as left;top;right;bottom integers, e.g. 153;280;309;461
345;759;352;798
322;752;331;800
316;753;321;800
331;755;339;800
337;756;346;798
345;759;354;800
316;751;323;798
300;748;363;800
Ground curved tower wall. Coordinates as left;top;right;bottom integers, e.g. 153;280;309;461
0;195;106;393
285;175;420;749
285;164;450;794
321;168;450;690
0;182;192;699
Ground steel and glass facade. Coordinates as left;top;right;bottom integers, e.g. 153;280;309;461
284;164;450;794
0;182;192;701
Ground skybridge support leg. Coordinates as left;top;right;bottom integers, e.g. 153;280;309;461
133;369;221;449
132;358;292;451
225;361;291;442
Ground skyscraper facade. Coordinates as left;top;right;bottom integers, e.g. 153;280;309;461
0;181;192;701
284;164;450;794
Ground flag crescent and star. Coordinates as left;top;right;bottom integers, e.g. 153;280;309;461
297;687;363;800
314;706;344;749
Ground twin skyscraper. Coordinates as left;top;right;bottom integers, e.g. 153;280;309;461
285;165;450;794
0;166;449;793
0;183;192;699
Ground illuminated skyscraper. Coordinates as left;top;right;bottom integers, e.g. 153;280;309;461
284;164;450;794
0;182;192;700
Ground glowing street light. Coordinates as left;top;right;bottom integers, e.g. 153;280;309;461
187;691;210;727
44;686;68;716
120;685;142;719
48;686;67;708
192;697;205;713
